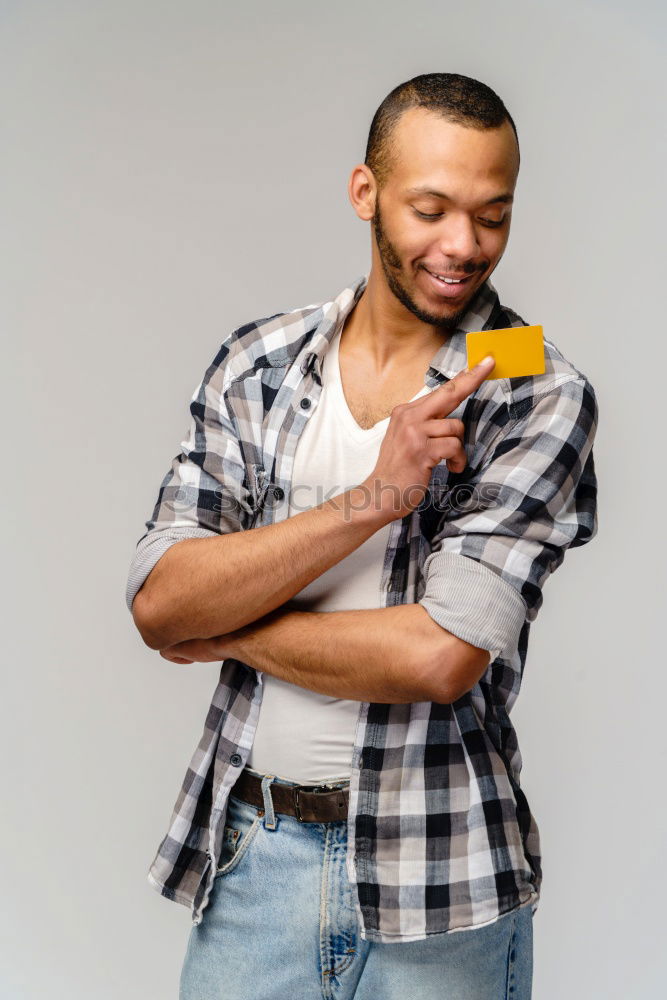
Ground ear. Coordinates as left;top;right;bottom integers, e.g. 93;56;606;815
347;163;377;222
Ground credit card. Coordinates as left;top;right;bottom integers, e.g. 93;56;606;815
466;325;545;380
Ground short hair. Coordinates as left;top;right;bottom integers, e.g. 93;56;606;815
364;72;520;191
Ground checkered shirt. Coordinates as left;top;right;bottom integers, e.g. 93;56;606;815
125;272;598;941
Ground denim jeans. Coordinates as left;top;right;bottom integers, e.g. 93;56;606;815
179;768;533;999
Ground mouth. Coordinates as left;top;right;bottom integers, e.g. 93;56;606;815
421;266;475;299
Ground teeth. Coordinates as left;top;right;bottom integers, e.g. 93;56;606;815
430;271;463;284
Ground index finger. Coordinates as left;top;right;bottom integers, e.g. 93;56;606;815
422;353;495;413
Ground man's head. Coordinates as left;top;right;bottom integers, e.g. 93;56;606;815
349;73;520;330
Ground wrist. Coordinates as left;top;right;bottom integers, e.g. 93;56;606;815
222;624;253;661
319;483;390;530
355;478;403;527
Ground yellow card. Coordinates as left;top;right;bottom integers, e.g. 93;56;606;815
466;325;545;380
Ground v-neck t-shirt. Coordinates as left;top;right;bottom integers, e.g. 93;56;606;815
246;322;430;782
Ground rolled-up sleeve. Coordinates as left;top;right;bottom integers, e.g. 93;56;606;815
125;334;254;613
418;376;599;660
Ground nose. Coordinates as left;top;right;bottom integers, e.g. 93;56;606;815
437;213;480;262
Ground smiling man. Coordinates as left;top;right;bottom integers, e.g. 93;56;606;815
126;73;598;1000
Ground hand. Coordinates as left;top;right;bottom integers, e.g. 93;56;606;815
360;354;495;522
159;631;244;664
158;606;292;664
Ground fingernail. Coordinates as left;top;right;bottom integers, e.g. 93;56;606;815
474;355;494;370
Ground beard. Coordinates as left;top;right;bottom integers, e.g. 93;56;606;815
371;197;488;331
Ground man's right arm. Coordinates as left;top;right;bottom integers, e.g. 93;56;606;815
132;483;390;650
128;332;394;651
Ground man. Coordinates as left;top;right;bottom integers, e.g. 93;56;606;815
126;73;598;999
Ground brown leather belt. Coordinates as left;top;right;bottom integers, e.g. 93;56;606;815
231;767;350;823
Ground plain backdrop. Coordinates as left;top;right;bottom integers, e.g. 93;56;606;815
2;0;665;997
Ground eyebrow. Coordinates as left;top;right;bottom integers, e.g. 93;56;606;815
406;186;514;205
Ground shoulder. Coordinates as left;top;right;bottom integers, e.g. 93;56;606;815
203;297;331;390
461;299;598;466
484;301;598;422
202;276;368;389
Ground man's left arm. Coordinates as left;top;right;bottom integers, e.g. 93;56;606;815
159;602;493;704
416;374;599;679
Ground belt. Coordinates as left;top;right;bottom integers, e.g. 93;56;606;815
231;767;350;823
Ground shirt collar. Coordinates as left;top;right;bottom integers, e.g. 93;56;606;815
309;271;502;381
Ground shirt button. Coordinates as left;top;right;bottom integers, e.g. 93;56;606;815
230;753;243;767
300;398;311;409
272;486;284;501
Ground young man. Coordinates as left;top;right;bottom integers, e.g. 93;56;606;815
126;73;598;999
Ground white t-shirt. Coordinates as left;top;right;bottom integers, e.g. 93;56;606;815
246;322;430;783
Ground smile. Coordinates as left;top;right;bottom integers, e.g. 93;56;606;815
422;267;473;298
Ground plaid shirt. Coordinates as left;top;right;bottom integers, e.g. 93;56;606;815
126;272;598;942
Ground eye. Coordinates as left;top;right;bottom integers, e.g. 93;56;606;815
413;209;506;227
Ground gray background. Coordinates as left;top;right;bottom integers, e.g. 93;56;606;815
2;0;665;996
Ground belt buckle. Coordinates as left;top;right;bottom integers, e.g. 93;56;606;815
294;783;336;822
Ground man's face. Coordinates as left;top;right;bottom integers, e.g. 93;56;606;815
368;108;519;330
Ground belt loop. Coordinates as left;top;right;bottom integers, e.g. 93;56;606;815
260;773;278;830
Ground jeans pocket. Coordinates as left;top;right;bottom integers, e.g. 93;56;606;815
214;794;263;878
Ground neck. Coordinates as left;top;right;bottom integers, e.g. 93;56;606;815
342;267;449;374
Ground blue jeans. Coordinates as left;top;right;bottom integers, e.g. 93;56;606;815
179;768;533;999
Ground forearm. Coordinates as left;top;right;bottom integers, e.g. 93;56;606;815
134;483;392;650
227;603;446;703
